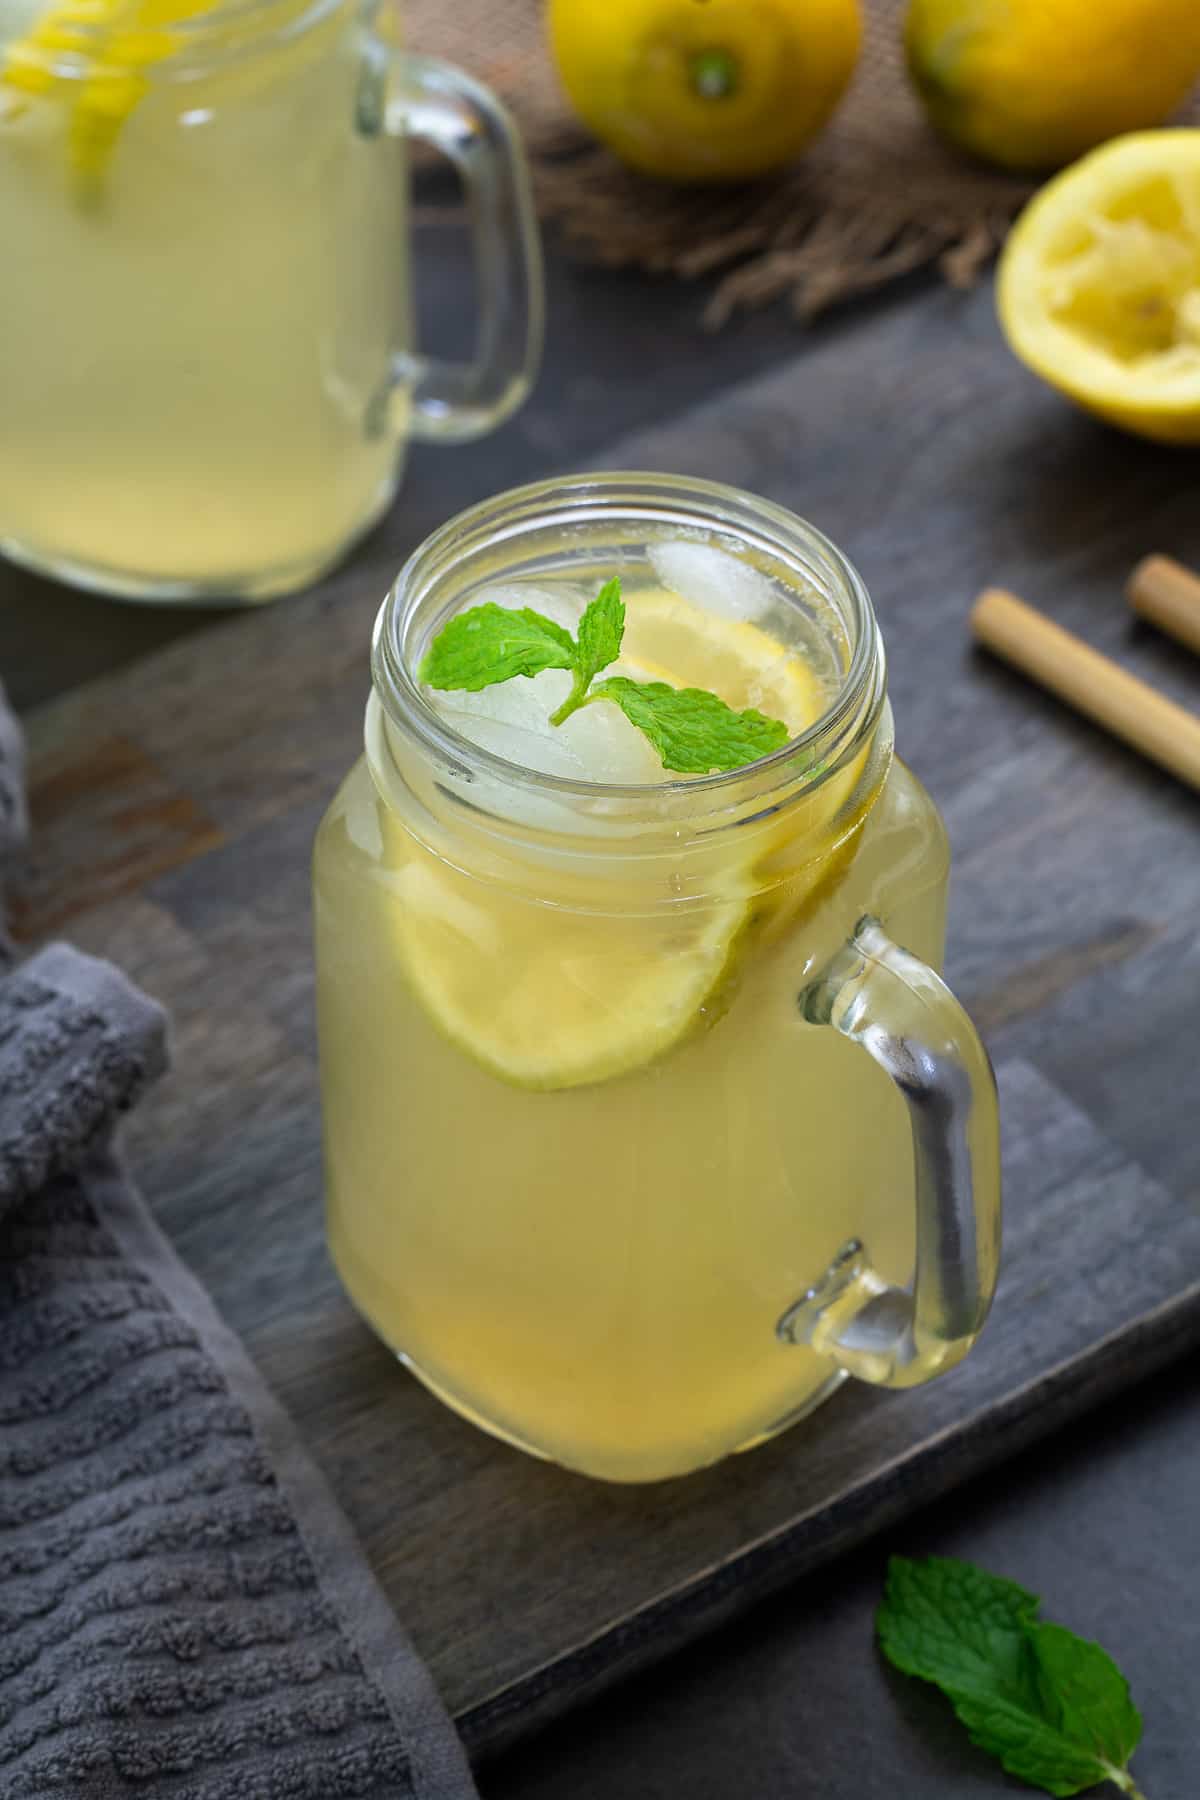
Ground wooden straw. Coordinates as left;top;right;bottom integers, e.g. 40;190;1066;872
971;587;1200;793
1127;555;1200;658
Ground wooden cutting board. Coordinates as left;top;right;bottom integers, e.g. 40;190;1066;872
17;289;1200;1755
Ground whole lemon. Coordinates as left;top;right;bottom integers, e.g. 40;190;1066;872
547;0;862;183
906;0;1200;173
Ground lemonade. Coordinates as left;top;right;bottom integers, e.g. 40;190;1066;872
314;477;1000;1484
0;0;408;598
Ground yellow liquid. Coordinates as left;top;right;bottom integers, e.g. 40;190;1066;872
0;1;408;596
314;599;952;1483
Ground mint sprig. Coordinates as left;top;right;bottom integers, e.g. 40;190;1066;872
420;576;791;775
878;1557;1149;1799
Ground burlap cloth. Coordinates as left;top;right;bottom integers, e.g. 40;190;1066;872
407;0;1200;324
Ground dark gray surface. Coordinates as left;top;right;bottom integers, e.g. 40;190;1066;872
5;217;1200;1796
483;1349;1200;1799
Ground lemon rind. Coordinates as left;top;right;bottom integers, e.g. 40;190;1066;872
997;129;1200;427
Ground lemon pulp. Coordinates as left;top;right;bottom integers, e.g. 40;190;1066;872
998;130;1200;444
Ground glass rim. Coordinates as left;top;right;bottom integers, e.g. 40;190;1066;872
372;471;887;808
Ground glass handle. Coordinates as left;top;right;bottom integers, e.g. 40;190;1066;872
385;54;544;443
781;917;1001;1389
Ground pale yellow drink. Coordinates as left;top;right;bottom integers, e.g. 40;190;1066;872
0;0;408;597
314;546;954;1484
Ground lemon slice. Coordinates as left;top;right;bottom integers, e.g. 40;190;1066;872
390;589;853;1091
622;588;829;730
998;130;1200;445
625;584;872;875
391;857;747;1091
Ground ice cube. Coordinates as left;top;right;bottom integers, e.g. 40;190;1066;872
434;666;573;729
438;707;587;781
556;686;667;785
431;679;571;782
649;539;774;623
434;675;666;786
434;670;582;779
467;581;586;634
424;582;585;776
426;576;673;790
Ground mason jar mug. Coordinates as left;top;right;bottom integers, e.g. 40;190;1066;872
313;474;1002;1484
0;0;542;601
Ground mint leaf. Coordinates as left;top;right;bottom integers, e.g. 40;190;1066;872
420;575;792;775
878;1558;1149;1799
1025;1624;1144;1788
548;576;627;727
420;602;575;692
951;1653;1141;1799
879;1556;1040;1698
589;677;790;774
575;577;625;689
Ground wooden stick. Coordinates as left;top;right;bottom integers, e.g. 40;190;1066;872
1127;555;1200;658
971;587;1200;793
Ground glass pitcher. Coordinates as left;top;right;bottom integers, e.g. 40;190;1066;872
0;0;542;602
313;475;1002;1484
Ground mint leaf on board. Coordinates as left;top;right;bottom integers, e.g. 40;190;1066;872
878;1555;1039;1697
877;1557;1148;1799
589;677;791;774
420;603;575;692
1024;1625;1144;1790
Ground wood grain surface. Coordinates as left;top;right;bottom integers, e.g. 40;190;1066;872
13;280;1200;1753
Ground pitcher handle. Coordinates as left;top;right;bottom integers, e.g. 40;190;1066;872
382;53;544;443
780;917;1001;1388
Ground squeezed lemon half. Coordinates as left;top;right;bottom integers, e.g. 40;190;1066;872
392;591;842;1091
998;130;1200;445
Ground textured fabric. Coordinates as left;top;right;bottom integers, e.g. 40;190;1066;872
0;944;167;1216
0;678;26;967
0;682;478;1800
406;0;1200;323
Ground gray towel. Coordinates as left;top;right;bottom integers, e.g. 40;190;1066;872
0;679;478;1800
0;681;26;971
